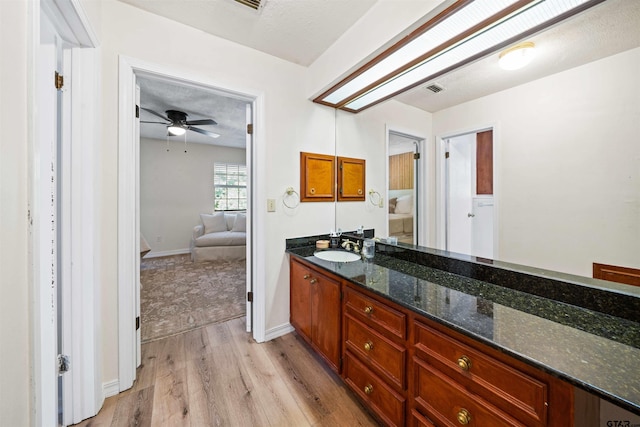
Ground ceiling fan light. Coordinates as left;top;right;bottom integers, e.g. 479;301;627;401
499;42;536;70
167;125;186;136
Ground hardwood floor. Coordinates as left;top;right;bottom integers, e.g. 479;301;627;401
73;317;380;426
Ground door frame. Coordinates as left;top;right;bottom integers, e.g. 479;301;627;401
385;126;427;246
117;56;265;391
435;123;500;258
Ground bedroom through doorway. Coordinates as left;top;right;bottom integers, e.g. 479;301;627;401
387;131;421;245
137;76;252;343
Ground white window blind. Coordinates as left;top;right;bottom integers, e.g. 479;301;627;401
214;163;247;211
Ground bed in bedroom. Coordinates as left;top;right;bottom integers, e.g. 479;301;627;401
388;193;414;244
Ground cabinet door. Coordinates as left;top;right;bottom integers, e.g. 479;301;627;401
312;273;342;371
338;156;365;201
290;259;312;339
300;152;335;202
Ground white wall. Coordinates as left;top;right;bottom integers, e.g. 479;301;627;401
140;138;245;255
0;1;31;425
432;47;640;277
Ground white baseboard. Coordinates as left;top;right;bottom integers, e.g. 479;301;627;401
264;322;294;341
103;379;120;398
143;248;190;259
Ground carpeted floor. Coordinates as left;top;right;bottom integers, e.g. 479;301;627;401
140;254;246;343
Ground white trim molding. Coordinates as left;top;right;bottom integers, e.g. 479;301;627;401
264;323;295;342
143;248;190;259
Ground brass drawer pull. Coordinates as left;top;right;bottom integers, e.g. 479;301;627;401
309;278;317;284
457;355;472;371
364;341;374;351
303;274;310;280
310;187;316;194
364;305;374;315
457;408;471;425
364;384;374;395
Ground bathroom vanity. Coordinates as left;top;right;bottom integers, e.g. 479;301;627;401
286;235;640;426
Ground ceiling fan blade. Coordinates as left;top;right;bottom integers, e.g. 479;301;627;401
185;119;217;126
141;107;169;121
188;126;220;138
140;120;169;124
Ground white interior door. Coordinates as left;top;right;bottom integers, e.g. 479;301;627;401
36;13;61;427
445;132;495;259
245;103;253;332
446;134;473;255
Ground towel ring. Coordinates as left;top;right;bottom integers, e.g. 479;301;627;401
368;189;382;207
283;187;300;209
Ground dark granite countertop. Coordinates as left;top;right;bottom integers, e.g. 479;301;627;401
286;239;640;416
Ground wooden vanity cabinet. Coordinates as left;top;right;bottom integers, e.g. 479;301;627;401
411;319;574;427
343;285;408;426
288;258;574;426
289;257;341;372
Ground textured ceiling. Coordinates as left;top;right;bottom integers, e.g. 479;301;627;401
138;77;250;148
394;0;640;112
118;0;377;66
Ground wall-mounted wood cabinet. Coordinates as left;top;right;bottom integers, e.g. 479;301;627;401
300;152;335;202
338;156;366;201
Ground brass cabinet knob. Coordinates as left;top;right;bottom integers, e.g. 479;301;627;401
364;305;374;314
309;278;317;284
310;188;316;194
364;341;374;351
357;189;363;195
457;355;472;371
303;274;310;280
364;384;374;395
457;408;471;425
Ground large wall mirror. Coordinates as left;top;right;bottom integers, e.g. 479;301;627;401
334;0;640;279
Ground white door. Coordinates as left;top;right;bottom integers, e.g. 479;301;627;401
36;13;62;427
245;103;253;332
445;132;494;259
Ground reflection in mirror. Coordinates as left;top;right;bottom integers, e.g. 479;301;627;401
334;0;640;278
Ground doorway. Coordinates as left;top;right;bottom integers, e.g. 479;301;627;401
118;57;262;392
136;75;252;344
441;129;496;259
387;130;423;245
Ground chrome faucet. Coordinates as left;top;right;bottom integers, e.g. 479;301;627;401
341;239;360;253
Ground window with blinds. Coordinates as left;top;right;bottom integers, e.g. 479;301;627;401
214;163;247;211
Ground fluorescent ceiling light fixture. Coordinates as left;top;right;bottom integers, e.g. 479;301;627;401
499;42;536;70
167;125;186;136
315;0;605;113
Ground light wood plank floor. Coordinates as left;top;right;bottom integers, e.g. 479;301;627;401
73;317;380;427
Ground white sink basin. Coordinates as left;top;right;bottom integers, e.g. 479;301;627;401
314;250;361;263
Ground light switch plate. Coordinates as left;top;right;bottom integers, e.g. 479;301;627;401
267;199;276;212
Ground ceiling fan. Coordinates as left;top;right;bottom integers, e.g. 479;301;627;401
141;108;220;138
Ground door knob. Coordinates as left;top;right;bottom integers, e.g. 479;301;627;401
467;213;475;217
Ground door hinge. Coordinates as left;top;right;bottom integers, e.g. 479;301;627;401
136;316;140;330
247;291;253;302
414;152;421;160
247;124;253;135
57;354;70;375
54;71;64;90
445;151;450;159
136;105;140;118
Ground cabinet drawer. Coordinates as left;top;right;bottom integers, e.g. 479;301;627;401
345;313;406;390
410;409;436;427
344;351;406;427
414;321;548;426
414;357;525;427
345;286;406;340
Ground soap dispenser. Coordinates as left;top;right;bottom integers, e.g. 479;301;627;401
330;229;341;248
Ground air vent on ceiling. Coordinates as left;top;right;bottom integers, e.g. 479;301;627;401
425;84;445;93
234;0;262;10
